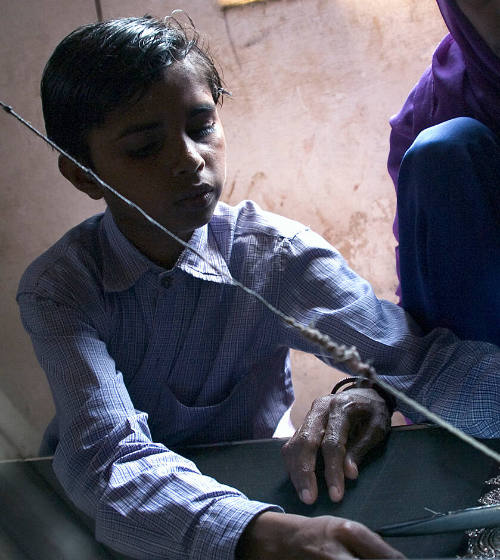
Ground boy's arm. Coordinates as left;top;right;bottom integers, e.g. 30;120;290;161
17;293;278;560
277;228;500;436
272;226;499;511
18;292;404;559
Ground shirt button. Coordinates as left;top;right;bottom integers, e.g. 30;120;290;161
161;276;172;288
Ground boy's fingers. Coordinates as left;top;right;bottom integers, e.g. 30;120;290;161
283;446;319;505
343;455;359;480
337;520;406;559
292;462;319;505
281;396;331;504
322;388;389;502
321;405;351;502
342;391;391;469
282;389;390;506
346;418;389;468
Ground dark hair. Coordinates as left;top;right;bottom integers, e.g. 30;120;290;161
41;15;226;163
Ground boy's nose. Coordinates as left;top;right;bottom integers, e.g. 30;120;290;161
171;139;205;176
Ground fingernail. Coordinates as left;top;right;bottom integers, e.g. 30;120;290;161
300;489;313;504
349;460;359;479
329;486;342;502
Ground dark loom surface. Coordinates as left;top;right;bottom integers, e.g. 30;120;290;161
178;425;500;557
0;425;498;559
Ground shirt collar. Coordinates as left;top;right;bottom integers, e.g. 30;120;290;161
176;222;232;283
100;207;233;293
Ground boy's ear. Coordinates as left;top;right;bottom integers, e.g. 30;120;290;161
58;155;104;200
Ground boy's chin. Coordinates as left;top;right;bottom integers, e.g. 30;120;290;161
164;205;219;239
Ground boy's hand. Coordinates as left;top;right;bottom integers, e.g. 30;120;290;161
281;388;390;504
236;511;405;559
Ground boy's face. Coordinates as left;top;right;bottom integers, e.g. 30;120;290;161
86;56;226;249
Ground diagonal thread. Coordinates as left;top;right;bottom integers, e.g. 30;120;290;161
1;99;498;464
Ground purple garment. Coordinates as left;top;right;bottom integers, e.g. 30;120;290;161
388;0;500;297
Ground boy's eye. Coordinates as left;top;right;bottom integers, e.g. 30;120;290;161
190;122;216;140
126;141;162;158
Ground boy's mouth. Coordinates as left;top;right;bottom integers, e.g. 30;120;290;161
177;186;215;208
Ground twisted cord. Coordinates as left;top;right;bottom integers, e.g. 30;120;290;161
2;99;498;463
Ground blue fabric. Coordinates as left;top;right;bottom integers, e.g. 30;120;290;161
17;200;500;559
388;0;500;300
398;117;500;346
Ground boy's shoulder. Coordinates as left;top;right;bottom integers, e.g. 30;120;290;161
212;200;309;241
18;213;105;300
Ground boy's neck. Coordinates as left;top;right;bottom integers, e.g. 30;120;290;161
116;219;190;270
133;235;186;270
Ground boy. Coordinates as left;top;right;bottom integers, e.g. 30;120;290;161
18;15;498;560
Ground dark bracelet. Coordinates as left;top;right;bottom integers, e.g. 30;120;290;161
331;376;397;415
330;376;364;394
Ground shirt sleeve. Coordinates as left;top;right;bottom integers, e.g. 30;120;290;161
276;228;500;438
17;293;280;560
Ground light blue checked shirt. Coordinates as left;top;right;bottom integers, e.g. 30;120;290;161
17;200;500;559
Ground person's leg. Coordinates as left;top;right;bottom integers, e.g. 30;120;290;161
397;117;500;345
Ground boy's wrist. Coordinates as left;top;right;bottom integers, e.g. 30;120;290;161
235;511;285;559
331;376;396;415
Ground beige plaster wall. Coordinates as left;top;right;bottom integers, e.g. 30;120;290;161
0;0;447;458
